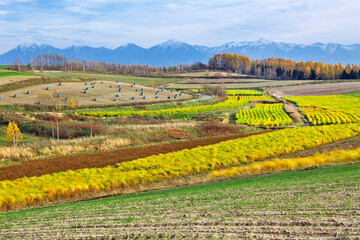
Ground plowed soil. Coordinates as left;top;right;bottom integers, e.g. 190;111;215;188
271;81;360;96
0;132;267;181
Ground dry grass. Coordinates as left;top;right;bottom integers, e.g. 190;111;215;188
0;81;190;106
0;136;132;161
0;147;35;160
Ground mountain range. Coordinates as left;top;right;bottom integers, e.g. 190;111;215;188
1;39;360;66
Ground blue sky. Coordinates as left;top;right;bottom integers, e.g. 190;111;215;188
0;0;359;53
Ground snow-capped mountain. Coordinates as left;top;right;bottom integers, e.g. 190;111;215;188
1;39;360;66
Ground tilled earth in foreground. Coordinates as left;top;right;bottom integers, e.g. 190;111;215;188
0;164;359;239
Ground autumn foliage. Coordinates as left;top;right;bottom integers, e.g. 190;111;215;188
6;121;22;147
209;53;360;80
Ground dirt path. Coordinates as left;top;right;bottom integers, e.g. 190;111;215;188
287;100;311;126
0;132;267;181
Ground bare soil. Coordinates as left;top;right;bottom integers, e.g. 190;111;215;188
0;81;190;106
271;81;360;96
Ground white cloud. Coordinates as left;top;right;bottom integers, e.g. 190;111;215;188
1;0;360;53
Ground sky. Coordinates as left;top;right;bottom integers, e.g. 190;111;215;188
0;0;360;53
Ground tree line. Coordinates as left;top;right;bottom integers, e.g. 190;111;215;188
11;54;207;76
208;53;360;80
11;52;360;80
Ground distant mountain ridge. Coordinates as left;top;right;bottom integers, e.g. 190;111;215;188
1;39;360;66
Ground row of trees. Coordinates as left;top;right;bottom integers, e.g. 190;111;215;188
208;53;360;80
12;53;360;80
12;54;207;76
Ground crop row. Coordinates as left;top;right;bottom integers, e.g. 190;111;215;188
226;89;264;96
285;95;360;125
79;100;249;117
300;107;360;125
227;95;274;101
209;146;360;179
1;123;360;210
235;103;292;127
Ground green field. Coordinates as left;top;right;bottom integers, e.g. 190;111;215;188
0;163;358;238
0;70;35;77
0;134;47;147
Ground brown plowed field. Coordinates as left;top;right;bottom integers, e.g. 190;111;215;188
271;81;360;96
0;132;267;181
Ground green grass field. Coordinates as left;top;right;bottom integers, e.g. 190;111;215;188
0;70;35;77
1;163;359;238
0;134;47;147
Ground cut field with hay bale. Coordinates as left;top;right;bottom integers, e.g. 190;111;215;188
0;81;190;106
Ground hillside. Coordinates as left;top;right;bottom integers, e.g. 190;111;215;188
1;163;359;239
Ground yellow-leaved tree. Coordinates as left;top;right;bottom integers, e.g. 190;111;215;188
6;121;23;147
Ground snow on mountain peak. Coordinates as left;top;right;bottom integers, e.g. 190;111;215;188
159;39;187;48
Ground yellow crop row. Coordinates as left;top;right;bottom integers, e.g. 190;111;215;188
235;103;292;127
209;146;360;179
227;96;274;101
226;89;264;96
285;95;360;125
79;100;249;117
1;123;360;210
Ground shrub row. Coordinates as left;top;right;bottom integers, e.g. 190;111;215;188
79;100;249;117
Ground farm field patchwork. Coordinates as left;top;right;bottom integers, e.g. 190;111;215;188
0;163;359;239
1;123;359;210
169;80;316;89
0;132;266;181
235;103;292;127
0;81;189;105
285;93;360;125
